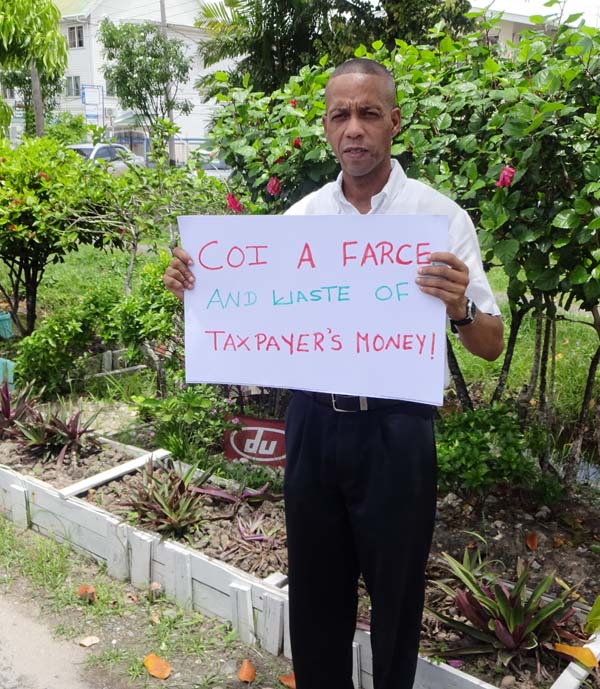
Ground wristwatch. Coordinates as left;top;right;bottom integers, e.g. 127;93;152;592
450;298;477;332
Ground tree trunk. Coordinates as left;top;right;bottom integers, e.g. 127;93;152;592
30;62;45;137
563;343;600;485
446;334;473;411
491;303;530;403
538;312;552;414
517;307;543;408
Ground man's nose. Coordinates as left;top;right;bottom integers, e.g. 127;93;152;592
345;114;364;137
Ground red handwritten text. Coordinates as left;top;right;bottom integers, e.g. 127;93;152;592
356;331;437;359
342;241;431;267
198;241;269;271
204;329;343;355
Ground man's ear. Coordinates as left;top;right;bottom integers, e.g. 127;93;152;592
391;106;401;137
322;114;328;135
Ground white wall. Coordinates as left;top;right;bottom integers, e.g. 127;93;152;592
52;0;220;154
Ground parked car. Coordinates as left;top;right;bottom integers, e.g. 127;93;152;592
193;142;231;180
67;143;146;175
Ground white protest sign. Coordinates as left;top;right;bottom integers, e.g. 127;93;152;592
179;214;449;406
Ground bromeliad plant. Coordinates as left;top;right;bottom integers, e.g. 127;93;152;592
122;460;212;539
429;550;583;667
15;407;99;465
0;380;38;439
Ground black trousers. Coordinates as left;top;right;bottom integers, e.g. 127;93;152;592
284;392;437;689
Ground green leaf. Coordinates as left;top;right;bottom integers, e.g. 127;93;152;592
533;268;561;292
214;71;228;82
495;239;520;264
585;596;600;635
523;599;565;638
568;266;589;285
426;609;497;644
574;198;592;215
484;57;500;73
525;574;555;613
552;211;580;230
583;279;600;302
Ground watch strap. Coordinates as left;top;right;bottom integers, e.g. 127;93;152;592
450;298;477;332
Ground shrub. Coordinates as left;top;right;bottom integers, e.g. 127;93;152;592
436;404;536;503
110;251;182;351
15;285;121;395
132;385;239;462
0;137;124;334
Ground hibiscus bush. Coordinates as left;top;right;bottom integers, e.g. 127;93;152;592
210;61;338;212
209;14;600;475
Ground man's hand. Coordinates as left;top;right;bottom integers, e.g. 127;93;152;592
415;251;469;320
164;247;195;300
416;250;504;361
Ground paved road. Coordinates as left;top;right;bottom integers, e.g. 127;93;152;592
0;594;93;689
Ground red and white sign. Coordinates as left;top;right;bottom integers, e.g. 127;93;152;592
224;416;286;467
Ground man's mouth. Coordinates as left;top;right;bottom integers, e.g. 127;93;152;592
343;146;368;155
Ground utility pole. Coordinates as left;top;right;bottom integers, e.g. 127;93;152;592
159;0;176;165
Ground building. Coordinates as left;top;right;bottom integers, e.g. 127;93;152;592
470;0;600;44
7;0;223;161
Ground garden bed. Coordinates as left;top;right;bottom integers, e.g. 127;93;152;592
0;436;146;489
0;441;599;689
82;457;600;689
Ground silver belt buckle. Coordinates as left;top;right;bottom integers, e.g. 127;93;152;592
331;394;369;412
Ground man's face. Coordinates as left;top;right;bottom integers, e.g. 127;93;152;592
323;72;401;181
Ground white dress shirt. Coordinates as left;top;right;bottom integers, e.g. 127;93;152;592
285;159;500;318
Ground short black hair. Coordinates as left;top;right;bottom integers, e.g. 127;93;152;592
327;58;397;108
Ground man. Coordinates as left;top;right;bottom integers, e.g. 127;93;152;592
164;59;503;689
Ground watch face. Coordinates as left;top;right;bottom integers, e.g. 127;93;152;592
469;300;477;320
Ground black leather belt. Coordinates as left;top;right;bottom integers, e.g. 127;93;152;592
301;391;434;417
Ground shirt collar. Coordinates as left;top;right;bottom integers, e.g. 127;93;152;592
332;159;407;213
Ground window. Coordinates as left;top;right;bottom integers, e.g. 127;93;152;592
95;146;115;161
65;76;81;97
68;25;84;48
105;78;116;97
0;84;14;99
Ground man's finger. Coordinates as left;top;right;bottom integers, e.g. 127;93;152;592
173;246;193;265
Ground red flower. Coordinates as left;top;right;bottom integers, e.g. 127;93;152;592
226;192;244;213
37;171;49;181
290;99;298;107
496;166;516;188
293;137;302;149
266;176;282;197
274;156;286;165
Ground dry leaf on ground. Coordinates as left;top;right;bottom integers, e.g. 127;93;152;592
554;643;599;668
148;581;162;602
143;652;172;679
278;672;296;689
525;532;539;551
77;584;97;603
238;658;256;683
